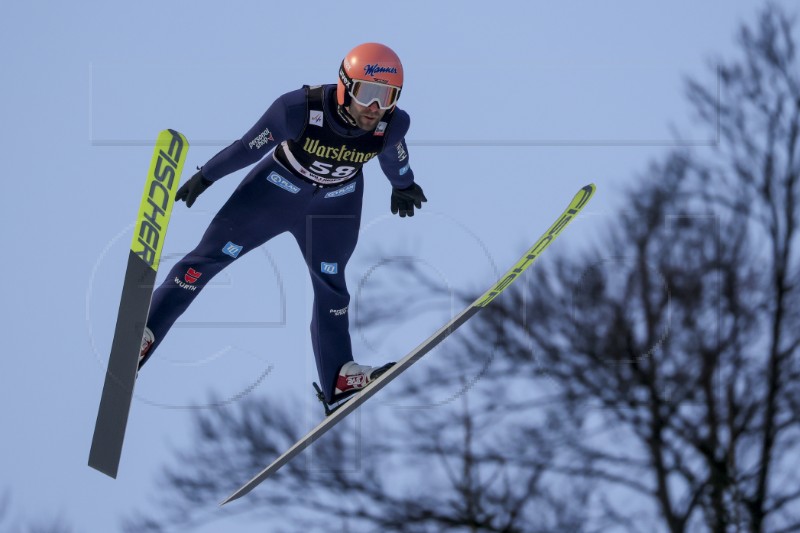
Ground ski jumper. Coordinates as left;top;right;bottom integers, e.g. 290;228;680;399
140;84;415;402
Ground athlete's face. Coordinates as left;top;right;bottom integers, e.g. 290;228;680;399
347;100;386;130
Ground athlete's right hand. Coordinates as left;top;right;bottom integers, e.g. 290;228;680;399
176;169;213;208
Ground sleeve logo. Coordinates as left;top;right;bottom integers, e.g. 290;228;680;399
248;128;274;150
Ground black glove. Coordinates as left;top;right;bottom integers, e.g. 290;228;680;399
391;183;427;217
176;169;213;208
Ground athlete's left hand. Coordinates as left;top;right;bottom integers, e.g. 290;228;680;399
391;183;427;217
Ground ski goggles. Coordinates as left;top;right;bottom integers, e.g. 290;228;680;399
348;80;401;109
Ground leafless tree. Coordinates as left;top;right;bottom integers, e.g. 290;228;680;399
685;4;800;531
123;391;590;532
412;4;800;532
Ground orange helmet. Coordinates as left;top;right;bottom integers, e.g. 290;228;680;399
337;43;404;109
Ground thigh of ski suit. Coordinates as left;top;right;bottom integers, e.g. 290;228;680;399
144;158;313;360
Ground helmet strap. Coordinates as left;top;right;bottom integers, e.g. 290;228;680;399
336;103;358;127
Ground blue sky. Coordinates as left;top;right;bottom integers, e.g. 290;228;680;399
0;1;779;531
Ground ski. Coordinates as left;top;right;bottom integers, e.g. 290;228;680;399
220;183;596;505
88;129;189;478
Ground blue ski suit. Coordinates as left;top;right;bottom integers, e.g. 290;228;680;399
141;84;417;402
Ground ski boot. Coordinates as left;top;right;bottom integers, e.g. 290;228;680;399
313;361;395;416
139;327;154;367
